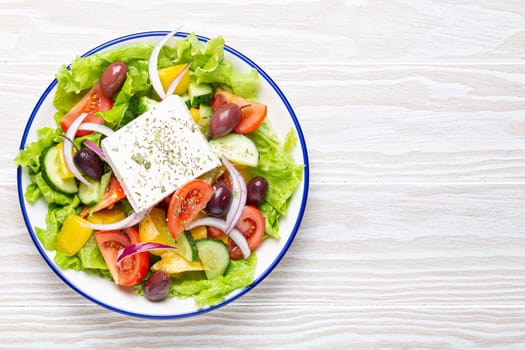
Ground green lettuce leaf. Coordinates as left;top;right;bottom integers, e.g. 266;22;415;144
248;121;304;239
99;60;152;129
54;235;110;279
35;195;80;250
169;254;257;308
77;235;108;270
54;251;82;270
33;173;76;206
52;34;260;129
14;127;61;173
24;183;42;204
161;33;260;98
53;43;154;122
54;42;153;96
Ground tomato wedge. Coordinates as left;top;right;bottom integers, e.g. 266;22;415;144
206;226;224;239
167;179;214;239
212;88;267;134
60;83;113;136
94;227;149;286
79;176;126;217
229;205;265;259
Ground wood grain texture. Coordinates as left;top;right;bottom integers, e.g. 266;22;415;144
2;0;525;348
1;306;525;349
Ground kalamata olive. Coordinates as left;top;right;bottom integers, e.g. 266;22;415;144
73;148;104;181
209;103;242;138
246;176;268;207
206;181;233;217
100;61;128;97
144;271;171;302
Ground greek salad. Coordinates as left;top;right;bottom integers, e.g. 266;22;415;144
16;31;303;307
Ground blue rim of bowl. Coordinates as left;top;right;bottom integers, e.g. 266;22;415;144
17;31;309;319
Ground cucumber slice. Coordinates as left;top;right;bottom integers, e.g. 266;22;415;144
40;145;78;195
197;104;213;136
196;239;230;279
175;231;198;262
181;93;191;109
78;172;111;205
209;133;259;167
188;81;213;107
137;96;159;115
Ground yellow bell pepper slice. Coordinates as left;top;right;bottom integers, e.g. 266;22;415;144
87;208;126;225
189;107;200;123
158;64;191;96
56;142;74;179
189;225;207;240
139;207;175;254
151;250;204;275
56;215;93;256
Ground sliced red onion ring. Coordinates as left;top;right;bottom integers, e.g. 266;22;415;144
227;229;251;259
78;122;114;136
83;208;151;231
149;26;182;100
223;156;247;233
186;217;228;231
63;113;93;188
186;217;251;259
83;140;106;161
116;242;177;267
165;61;192;97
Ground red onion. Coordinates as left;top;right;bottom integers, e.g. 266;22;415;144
186;217;228;231
223;156;247;233
78;122;114;136
148;26;182;100
186;217;251;259
165;61;192;97
83;208;151;231
116;242;177;267
63;113;93;187
83;140;106;161
227;229;251;259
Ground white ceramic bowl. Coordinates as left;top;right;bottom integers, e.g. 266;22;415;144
17;31;309;318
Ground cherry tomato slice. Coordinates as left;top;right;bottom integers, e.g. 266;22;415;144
167;179;214;239
79;176;126;217
94;227;149;286
206;226;225;239
210;92;228;111
212;88;267;134
60;83;113;137
228;205;265;259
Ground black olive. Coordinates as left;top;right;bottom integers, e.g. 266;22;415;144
73;148;104;181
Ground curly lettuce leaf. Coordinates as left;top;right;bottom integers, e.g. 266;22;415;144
99;60;152;129
52;34;260;129
248;121;304;239
33;173;76;206
54;235;109;276
53;43;154;121
160;34;260;98
14;127;62;173
24;182;41;204
164;254;257;308
35;195;80;250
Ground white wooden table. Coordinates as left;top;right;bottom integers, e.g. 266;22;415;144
2;1;525;348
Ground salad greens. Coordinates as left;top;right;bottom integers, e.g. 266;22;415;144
248;123;304;239
16;33;302;308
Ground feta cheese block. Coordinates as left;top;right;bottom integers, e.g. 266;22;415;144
101;95;221;212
